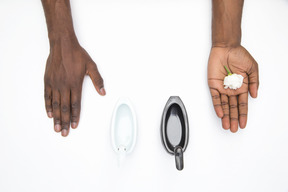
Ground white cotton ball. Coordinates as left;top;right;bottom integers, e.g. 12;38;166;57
223;74;244;90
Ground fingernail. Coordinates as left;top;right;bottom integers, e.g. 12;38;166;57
71;122;77;129
48;112;53;118
55;124;61;132
62;129;68;137
100;88;106;96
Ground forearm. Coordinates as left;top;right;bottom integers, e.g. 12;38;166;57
41;0;78;45
212;0;244;47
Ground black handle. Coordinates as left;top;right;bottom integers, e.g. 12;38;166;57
174;146;184;171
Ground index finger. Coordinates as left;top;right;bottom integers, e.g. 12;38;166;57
71;87;82;129
238;92;248;129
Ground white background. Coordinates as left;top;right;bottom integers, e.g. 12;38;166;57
1;0;288;191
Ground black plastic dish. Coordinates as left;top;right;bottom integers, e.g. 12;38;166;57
161;96;189;171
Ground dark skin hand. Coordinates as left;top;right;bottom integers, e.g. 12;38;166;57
208;0;259;132
42;0;105;137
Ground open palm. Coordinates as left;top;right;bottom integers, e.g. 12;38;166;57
208;46;259;132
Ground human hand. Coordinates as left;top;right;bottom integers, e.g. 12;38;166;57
44;39;105;137
208;46;259;132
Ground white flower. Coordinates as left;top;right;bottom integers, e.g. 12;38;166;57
223;73;244;90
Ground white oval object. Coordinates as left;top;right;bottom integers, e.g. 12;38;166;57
111;97;137;164
223;74;244;90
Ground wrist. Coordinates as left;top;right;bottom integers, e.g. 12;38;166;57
48;30;79;47
212;37;241;48
212;22;241;48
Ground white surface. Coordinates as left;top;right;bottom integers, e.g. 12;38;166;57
1;0;288;192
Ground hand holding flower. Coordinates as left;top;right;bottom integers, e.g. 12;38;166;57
208;46;259;132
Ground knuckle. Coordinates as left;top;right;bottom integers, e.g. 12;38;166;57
61;122;69;129
94;77;103;86
61;105;69;113
45;104;52;110
71;102;79;110
44;93;51;100
54;118;61;124
70;83;81;90
52;101;60;109
71;115;78;122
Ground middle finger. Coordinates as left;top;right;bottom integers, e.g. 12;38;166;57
60;89;71;137
229;96;238;133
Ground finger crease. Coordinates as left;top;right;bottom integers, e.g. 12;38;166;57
71;103;79;109
52;102;60;109
230;105;237;109
239;114;247;117
212;95;220;99
222;114;229;118
239;103;247;107
61;106;69;113
221;102;228;105
61;122;69;128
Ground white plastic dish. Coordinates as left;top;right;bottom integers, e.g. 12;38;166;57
111;97;137;165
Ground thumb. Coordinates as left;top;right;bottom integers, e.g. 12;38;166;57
86;61;106;96
248;61;259;98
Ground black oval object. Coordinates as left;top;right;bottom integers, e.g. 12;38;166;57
161;96;189;171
